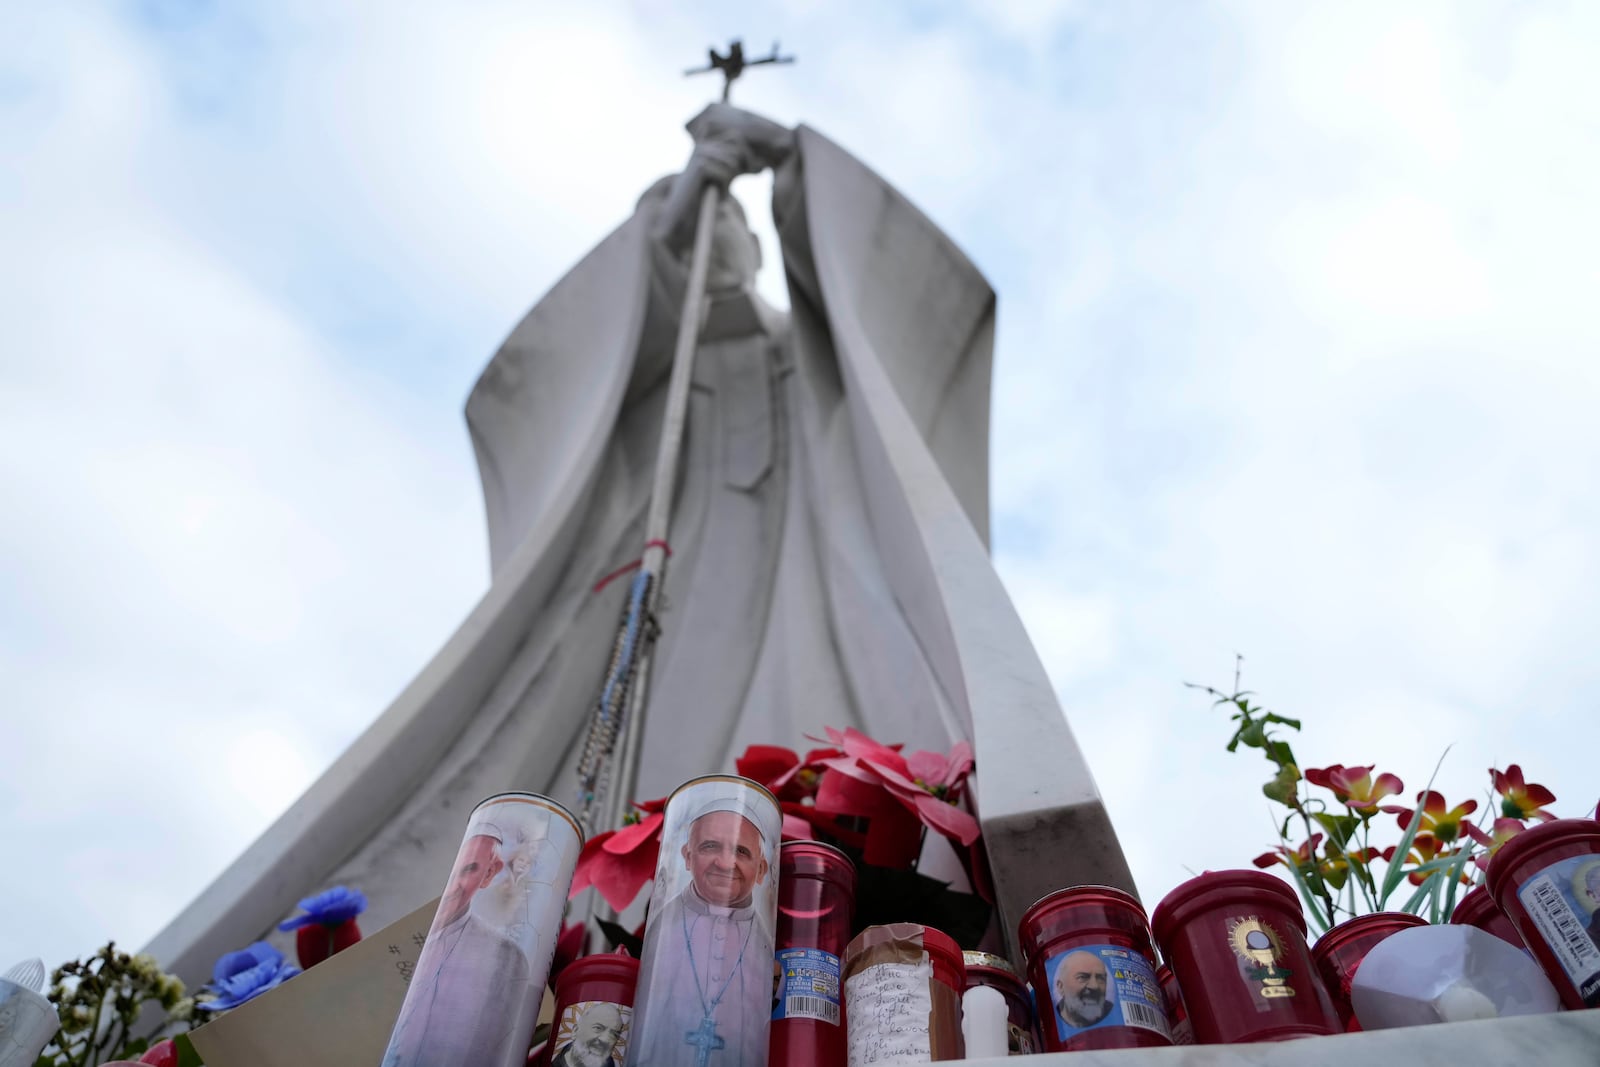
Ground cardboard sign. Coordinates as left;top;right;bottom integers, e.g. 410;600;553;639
188;899;438;1067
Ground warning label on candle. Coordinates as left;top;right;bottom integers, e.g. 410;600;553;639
1517;856;1600;1008
773;947;842;1024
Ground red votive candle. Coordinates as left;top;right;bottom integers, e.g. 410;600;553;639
545;952;638;1067
1450;885;1526;950
769;841;856;1067
1018;886;1173;1052
962;950;1040;1055
1487;818;1600;1010
1151;870;1341;1044
1311;912;1428;1029
1156;964;1194;1046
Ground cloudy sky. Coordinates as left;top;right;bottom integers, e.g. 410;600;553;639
4;0;1599;974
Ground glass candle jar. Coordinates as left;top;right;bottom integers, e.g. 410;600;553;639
1151;870;1341;1043
1156;964;1194;1046
628;775;782;1067
842;923;966;1064
546;952;639;1067
1450;885;1526;950
381;792;584;1067
1018;886;1173;1052
1311;912;1428;1029
770;841;857;1067
962;951;1038;1055
1487;817;1600;1010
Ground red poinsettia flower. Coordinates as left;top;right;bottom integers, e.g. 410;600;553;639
1382;790;1479;844
1253;833;1323;872
1491;765;1557;822
546;921;588;987
569;799;666;911
735;744;841;802
1467;816;1528;872
809;727;980;867
734;743;855;841
1304;764;1404;812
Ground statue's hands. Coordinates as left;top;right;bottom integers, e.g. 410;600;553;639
652;104;795;249
684;102;794;182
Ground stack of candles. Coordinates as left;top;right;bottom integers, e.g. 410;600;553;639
376;777;1598;1066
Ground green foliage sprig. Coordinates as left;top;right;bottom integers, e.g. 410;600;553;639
37;943;193;1067
1190;656;1581;935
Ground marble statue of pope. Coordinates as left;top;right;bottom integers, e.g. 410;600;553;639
147;104;1129;987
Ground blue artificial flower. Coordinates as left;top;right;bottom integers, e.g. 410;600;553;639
276;885;368;932
199;942;301;1011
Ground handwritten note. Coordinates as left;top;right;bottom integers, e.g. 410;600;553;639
845;958;934;1065
188;899;438;1067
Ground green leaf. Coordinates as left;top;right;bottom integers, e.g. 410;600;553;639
1312;812;1360;849
1262;713;1303;732
1263;763;1301;807
1280;860;1331;934
1379;791;1432;905
1237;720;1267;748
174;1033;206;1067
1400;869;1444;916
1437;847;1476;923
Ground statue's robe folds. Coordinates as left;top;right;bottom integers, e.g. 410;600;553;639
147;128;1133;986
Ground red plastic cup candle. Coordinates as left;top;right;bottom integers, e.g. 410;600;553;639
962;951;1039;1055
769;841;856;1067
1156;964;1194;1046
1151;870;1341;1044
1018;886;1173;1052
1487;817;1600;1009
842;923;966;1063
1310;912;1428;1029
1450;885;1526;950
545;952;638;1067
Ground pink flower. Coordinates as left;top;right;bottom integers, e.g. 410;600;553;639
1253;833;1323;872
1467;816;1528;872
1382;790;1479;844
1304;764;1404;812
569;799;666;911
1490;765;1557;822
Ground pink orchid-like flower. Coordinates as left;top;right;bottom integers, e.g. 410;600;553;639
569;798;666;911
1467;816;1528;872
808;727;979;867
1253;833;1324;872
1304;764;1404;812
1382;790;1479;844
1490;765;1557;822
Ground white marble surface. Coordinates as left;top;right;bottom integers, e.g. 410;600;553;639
957;1008;1600;1065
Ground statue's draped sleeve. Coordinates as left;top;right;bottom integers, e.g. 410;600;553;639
775;127;1130;934
465;208;671;574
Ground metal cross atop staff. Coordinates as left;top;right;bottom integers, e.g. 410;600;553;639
574;40;795;855
685;39;796;103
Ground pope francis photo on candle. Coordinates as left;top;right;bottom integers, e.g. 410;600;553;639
628;787;780;1067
